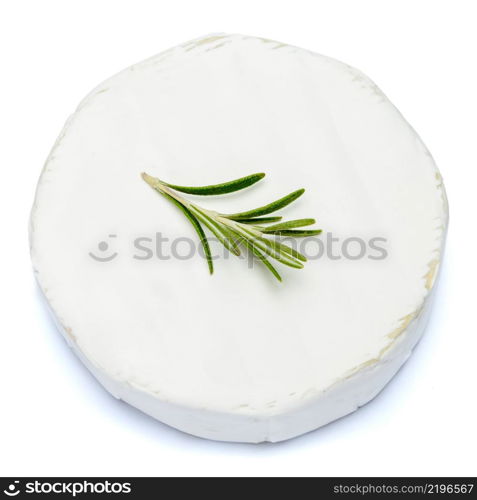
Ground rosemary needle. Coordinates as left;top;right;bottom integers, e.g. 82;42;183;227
156;173;265;195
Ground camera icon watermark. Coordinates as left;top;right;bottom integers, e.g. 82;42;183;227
3;481;20;497
88;234;118;262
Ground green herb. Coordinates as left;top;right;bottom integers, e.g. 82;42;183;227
142;172;322;281
158;173;265;195
226;189;305;219
152;190;214;274
262;218;316;231
236;216;283;225
262;229;323;237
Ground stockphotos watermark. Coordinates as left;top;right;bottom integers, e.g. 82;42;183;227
2;480;131;497
88;231;388;264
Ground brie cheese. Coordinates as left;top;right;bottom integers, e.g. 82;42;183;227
30;34;448;442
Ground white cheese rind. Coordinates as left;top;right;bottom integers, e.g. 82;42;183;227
30;34;448;442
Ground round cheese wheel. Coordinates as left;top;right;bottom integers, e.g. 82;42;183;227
30;34;448;442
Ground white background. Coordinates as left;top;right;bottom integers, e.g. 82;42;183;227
1;0;476;477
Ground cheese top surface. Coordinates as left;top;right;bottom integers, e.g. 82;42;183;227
31;34;447;415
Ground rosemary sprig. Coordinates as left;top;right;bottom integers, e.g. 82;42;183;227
141;172;322;281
